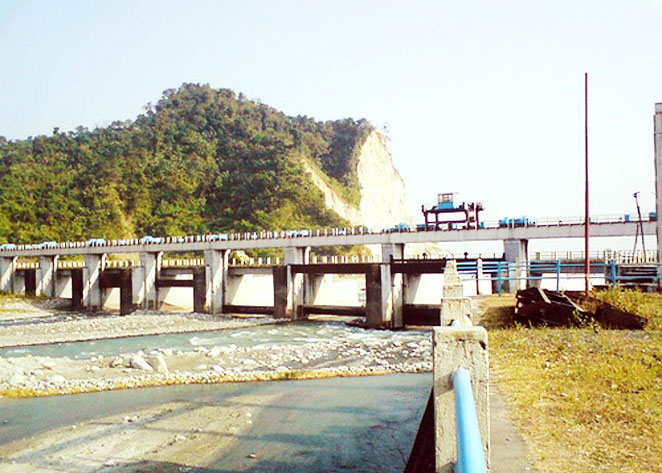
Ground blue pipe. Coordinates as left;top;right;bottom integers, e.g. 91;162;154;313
453;369;487;473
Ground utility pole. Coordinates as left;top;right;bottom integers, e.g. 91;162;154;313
655;103;662;287
584;73;590;294
634;192;646;257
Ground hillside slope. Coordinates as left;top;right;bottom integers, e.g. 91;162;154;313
0;84;411;243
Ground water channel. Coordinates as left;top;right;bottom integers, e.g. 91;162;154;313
0;373;430;472
0;320;431;360
0;311;433;472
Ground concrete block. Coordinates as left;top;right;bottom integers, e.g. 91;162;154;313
440;298;472;326
443;283;464;298
443;260;462;286
433;326;489;473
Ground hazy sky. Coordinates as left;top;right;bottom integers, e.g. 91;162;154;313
2;0;662;228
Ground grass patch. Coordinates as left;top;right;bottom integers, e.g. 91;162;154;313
594;287;662;330
490;328;662;472
479;294;662;472
0;293;30;303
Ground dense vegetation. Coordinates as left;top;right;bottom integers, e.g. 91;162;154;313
0;84;373;243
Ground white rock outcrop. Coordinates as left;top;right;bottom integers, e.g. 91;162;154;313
304;130;413;230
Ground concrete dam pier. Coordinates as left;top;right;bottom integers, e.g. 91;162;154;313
0;244;479;328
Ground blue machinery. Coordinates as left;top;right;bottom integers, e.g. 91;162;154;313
421;193;484;230
452;368;488;473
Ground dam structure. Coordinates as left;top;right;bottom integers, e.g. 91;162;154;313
0;213;657;328
1;102;662;327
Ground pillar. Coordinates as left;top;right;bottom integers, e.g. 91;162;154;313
36;255;59;297
476;257;487;295
274;246;310;319
132;265;145;308
193;267;206;314
503;239;528;292
118;269;134;315
83;254;105;310
404;273;422;305
365;264;386;328
71;268;84;310
204;249;229;313
139;252;161;310
0;257;16;293
433;326;489;472
655;103;662;286
381;243;404;328
304;274;325;306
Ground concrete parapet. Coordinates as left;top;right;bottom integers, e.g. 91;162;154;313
440;260;472;326
440;298;472;326
433;326;489;473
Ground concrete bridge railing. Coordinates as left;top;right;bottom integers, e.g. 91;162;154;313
433;261;489;472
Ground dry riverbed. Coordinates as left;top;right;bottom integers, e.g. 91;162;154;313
0;297;274;347
0;296;433;472
0;297;432;398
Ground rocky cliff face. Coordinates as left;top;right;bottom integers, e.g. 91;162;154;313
305;130;413;230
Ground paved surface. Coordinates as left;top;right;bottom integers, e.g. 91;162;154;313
491;386;539;473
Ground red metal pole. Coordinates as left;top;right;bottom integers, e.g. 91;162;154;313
585;73;590;293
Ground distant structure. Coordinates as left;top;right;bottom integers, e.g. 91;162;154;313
421;193;484;230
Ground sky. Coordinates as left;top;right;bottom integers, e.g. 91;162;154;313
1;0;662;246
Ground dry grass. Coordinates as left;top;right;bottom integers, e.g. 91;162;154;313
478;295;662;473
594;287;662;330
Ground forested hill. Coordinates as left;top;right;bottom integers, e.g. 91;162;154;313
0;84;374;243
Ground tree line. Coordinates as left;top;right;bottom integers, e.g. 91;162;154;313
0;84;373;243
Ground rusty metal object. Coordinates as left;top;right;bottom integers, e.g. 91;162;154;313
515;287;589;326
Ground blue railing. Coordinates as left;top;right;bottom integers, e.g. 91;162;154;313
454;259;662;294
452;368;487;473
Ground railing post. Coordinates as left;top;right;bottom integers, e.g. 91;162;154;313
496;262;502;296
555;259;561;291
433;326;489;473
610;259;617;286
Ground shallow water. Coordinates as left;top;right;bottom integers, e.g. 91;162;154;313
0;373;431;472
0;320;431;360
